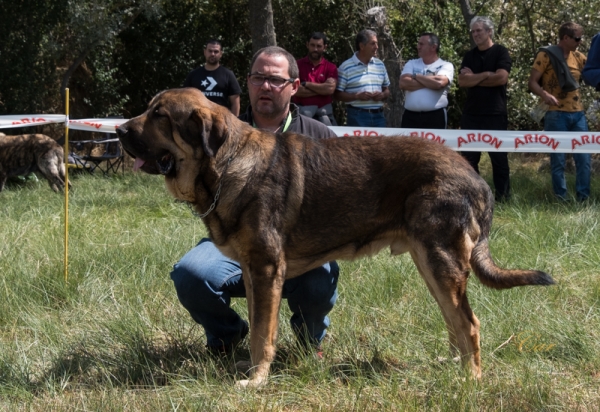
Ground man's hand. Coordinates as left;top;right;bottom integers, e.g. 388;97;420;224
369;91;386;101
355;91;374;100
528;68;559;107
540;91;560;107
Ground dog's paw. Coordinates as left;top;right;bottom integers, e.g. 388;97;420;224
234;377;266;389
233;363;268;389
436;356;461;364
235;379;252;389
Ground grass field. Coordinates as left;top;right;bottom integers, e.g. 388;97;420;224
1;155;599;411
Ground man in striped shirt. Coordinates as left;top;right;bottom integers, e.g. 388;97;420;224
335;29;390;127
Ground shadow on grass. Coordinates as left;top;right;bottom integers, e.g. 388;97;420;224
25;335;424;393
33;334;235;391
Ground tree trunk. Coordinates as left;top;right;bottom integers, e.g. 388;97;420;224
60;7;143;100
60;45;97;100
523;0;538;56
249;0;277;54
459;0;493;48
366;7;403;128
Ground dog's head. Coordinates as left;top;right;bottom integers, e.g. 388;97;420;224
116;88;234;176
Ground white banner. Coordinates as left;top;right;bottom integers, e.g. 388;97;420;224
0;114;66;129
330;127;600;153
2;114;600;153
68;118;124;133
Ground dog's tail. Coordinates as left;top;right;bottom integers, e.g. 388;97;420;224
470;238;555;289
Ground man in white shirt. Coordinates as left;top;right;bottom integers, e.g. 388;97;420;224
399;33;454;129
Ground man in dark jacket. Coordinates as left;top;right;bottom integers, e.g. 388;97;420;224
171;46;339;356
583;32;600;90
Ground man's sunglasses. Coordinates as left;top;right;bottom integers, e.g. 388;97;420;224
248;73;295;88
569;35;583;42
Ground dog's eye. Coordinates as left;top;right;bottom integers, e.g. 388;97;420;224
154;107;165;117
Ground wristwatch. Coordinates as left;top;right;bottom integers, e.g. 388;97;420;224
412;73;417;80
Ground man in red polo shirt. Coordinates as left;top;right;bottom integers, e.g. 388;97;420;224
293;32;338;125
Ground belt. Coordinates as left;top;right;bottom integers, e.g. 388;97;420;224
404;108;445;114
348;105;384;113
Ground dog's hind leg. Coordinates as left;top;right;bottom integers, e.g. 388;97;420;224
236;253;286;389
38;153;66;192
409;240;482;378
58;160;72;189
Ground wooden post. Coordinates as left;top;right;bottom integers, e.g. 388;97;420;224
64;88;70;282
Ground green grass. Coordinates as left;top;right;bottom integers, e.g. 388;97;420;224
1;156;599;411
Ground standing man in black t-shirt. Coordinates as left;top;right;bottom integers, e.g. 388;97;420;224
458;16;512;202
183;39;242;115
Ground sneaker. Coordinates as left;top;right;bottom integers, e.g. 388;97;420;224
206;321;249;356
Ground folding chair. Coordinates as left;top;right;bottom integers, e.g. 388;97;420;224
69;117;125;176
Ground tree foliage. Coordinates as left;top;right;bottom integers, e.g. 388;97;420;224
1;0;599;131
0;1;67;114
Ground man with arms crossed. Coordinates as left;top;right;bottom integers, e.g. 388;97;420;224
183;39;241;116
293;32;338;125
459;16;512;202
335;29;390;127
528;22;590;202
171;46;340;356
399;32;454;129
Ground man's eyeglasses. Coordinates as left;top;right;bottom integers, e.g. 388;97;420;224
248;73;295;88
569;35;583;42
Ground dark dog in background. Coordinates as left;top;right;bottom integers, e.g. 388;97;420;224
0;133;69;192
117;88;554;388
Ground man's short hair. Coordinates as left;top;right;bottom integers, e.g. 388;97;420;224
250;46;299;79
470;16;494;37
559;22;582;40
355;29;377;51
421;32;440;53
205;39;223;51
309;32;328;44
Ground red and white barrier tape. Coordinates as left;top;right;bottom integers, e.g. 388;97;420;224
68;118;124;133
0;114;67;128
329;126;600;153
2;114;600;153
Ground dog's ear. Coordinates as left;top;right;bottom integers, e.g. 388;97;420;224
189;108;229;157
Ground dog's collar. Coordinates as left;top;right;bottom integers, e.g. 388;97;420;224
192;157;233;219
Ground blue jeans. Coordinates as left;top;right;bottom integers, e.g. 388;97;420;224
346;106;386;127
544;110;591;200
170;238;339;347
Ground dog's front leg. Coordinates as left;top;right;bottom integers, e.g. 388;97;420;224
236;257;285;389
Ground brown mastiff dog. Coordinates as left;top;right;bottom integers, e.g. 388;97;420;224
0;133;69;192
116;88;554;388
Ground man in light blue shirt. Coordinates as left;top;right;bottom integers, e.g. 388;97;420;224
335;29;390;127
